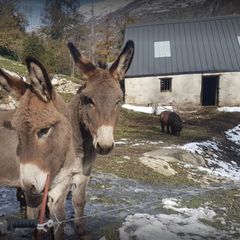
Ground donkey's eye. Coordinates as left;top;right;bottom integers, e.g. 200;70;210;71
37;127;51;139
83;96;94;106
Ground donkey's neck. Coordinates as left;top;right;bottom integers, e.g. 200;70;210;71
68;95;83;153
68;95;96;176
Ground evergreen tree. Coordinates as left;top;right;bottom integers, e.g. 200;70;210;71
41;0;82;41
0;0;28;59
117;13;135;50
96;14;116;63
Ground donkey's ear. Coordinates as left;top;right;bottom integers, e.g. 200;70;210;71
26;56;52;102
67;42;96;76
0;68;28;97
109;40;134;81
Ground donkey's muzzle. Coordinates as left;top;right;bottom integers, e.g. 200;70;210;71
20;163;48;196
96;142;114;155
95;125;115;155
24;191;43;208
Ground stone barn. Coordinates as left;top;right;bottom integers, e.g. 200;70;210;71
124;15;240;109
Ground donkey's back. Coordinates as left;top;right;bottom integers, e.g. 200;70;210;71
0;125;19;186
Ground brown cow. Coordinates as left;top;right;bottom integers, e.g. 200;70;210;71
160;111;183;136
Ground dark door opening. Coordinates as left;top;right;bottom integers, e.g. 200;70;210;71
201;76;219;106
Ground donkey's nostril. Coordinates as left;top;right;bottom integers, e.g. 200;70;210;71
96;142;114;155
30;185;37;194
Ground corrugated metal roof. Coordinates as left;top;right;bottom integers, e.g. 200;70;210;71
124;15;240;77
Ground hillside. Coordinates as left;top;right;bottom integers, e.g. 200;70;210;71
0;57;81;108
93;0;240;25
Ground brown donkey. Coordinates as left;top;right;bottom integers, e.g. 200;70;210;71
68;40;134;236
0;57;75;239
0;40;134;238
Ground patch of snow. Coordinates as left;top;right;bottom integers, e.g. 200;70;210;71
163;198;217;220
116;138;163;146
178;141;220;155
122;104;154;114
147;140;163;145
115;141;127;145
131;142;145;146
119;197;220;240
218;107;240;112
122;104;173;115
176;140;240;181
225;124;240;145
154;105;173;115
162;198;179;208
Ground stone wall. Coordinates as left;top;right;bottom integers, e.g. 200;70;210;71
125;72;240;108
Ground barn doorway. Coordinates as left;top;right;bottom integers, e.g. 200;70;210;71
201;76;219;106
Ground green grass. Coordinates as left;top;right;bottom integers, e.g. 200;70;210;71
0;56;27;76
59;92;75;103
93;108;237;186
94;154;196;186
0;57;82;84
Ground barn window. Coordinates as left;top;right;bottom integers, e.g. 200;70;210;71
160;78;172;92
238;36;240;46
154;41;171;58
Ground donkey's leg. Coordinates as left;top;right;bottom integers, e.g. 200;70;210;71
26;206;41;220
48;187;68;240
72;173;90;238
16;188;27;214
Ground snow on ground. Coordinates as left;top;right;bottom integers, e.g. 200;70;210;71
119;197;223;240
115;138;163;146
225;124;240;145
175;140;240;181
122;104;154;114
123;104;240;115
218;107;240;112
122;104;172;115
120;105;240;181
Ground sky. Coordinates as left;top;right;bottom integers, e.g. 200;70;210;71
17;0;96;31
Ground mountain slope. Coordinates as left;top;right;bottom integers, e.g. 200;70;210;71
103;0;240;25
79;0;135;21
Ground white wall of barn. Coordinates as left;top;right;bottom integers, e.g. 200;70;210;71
125;72;240;108
218;72;240;106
